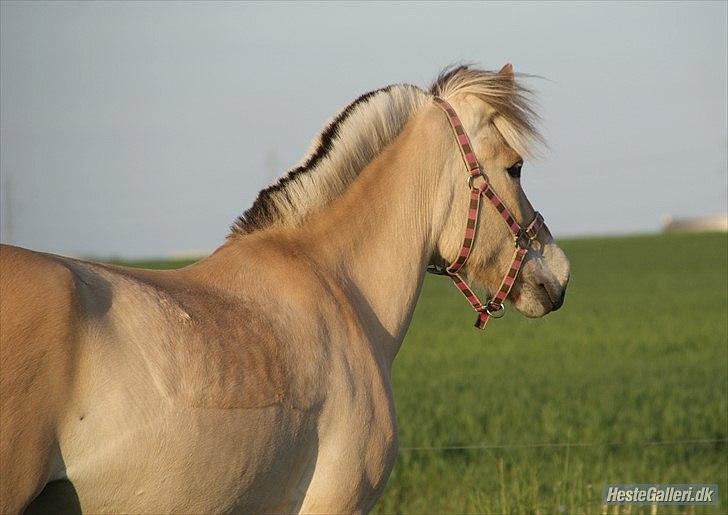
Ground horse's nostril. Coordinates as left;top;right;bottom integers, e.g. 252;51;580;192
541;282;566;311
553;288;566;311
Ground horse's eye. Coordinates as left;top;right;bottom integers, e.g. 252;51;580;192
506;161;523;179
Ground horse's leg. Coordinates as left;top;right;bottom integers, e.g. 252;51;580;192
24;478;82;515
296;427;396;514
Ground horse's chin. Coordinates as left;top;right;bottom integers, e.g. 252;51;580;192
510;282;557;318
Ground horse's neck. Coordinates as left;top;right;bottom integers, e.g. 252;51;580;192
300;109;450;365
196;107;452;367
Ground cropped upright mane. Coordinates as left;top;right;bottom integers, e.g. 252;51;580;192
230;84;429;236
230;65;541;236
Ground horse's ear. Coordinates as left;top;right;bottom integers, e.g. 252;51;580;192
498;63;514;79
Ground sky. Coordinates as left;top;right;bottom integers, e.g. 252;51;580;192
1;1;726;258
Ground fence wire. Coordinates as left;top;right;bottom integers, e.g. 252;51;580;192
399;438;728;452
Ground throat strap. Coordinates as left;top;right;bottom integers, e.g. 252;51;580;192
431;97;547;330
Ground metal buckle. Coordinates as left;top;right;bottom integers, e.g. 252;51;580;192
485;302;506;318
524;212;543;240
426;264;448;275
514;228;530;249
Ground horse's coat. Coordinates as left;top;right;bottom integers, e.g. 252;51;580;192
0;65;570;513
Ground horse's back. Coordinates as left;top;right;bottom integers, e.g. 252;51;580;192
0;244;78;514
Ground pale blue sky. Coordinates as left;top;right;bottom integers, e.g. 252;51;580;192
1;1;726;258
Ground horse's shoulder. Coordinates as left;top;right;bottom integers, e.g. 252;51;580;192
162;296;324;411
191;291;335;411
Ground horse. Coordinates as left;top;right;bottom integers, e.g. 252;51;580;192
0;64;570;514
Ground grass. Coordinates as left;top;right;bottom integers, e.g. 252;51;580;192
120;232;728;514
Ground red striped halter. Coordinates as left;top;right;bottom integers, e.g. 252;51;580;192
427;97;546;329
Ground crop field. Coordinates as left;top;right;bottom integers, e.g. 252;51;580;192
124;232;727;514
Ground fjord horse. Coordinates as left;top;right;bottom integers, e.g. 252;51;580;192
0;65;569;513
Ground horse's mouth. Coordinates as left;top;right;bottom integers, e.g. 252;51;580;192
509;280;566;318
542;283;566;311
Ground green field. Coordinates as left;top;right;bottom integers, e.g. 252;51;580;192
124;232;728;514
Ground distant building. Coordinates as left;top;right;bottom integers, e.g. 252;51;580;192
661;213;728;233
167;249;212;261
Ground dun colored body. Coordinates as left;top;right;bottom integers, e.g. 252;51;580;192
0;65;569;513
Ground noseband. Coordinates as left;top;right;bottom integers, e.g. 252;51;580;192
427;97;546;329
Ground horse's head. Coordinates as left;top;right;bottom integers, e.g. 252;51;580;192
431;64;570;319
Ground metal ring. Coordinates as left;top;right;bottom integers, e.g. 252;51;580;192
485;303;506;318
468;172;486;189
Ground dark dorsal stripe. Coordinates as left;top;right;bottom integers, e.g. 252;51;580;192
231;84;411;235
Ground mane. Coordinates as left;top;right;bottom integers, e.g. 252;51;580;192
230;65;542;236
230;84;428;235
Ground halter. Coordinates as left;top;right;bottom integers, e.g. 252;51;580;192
427;97;546;329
